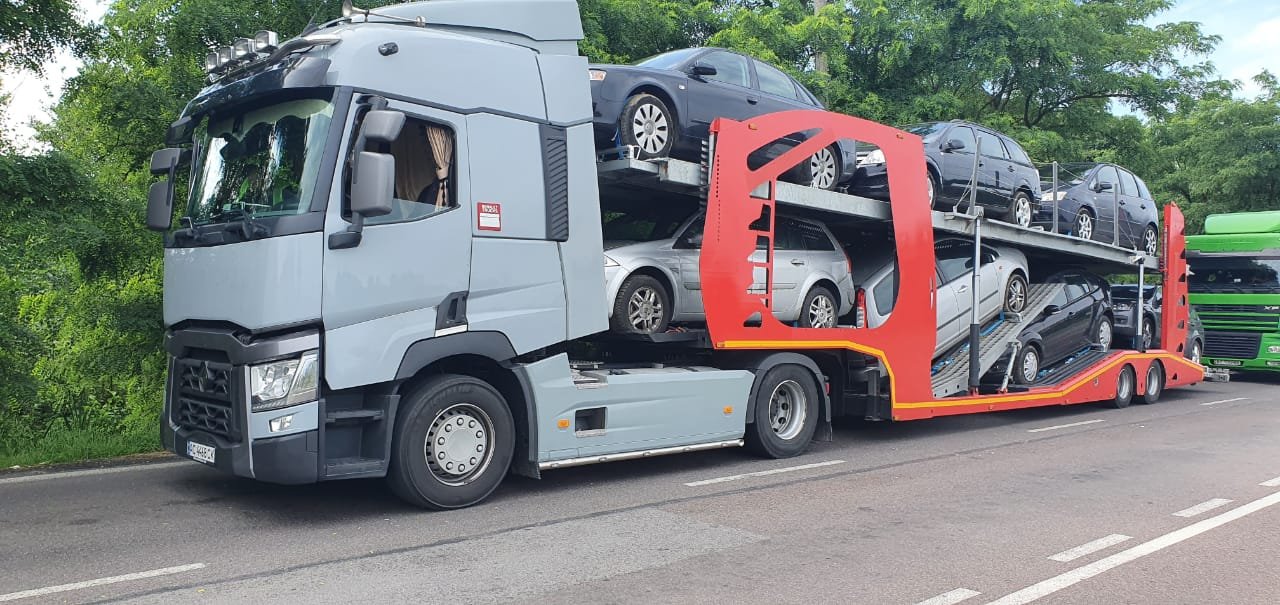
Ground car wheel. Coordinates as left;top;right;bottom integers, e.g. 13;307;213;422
1143;225;1159;257
619;93;676;159
927;171;940;208
1140;317;1155;350
1004;272;1028;313
1007;190;1033;228
1109;364;1136;409
1074;209;1094;241
745;364;821;458
799;285;838;328
387;374;515;510
1013;344;1041;385
1096;316;1114;351
611;274;671;334
1188;339;1203;364
810;145;840;190
1138;361;1165;404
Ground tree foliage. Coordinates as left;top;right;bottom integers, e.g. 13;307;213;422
0;0;93;72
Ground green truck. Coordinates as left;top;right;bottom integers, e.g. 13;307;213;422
1187;211;1280;372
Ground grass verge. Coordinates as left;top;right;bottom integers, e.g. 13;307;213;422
0;423;160;469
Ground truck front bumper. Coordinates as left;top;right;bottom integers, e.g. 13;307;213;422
162;403;321;485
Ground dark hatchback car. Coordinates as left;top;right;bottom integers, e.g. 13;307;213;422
991;270;1114;384
848;121;1042;227
1111;285;1205;361
1035;163;1160;256
588;47;856;190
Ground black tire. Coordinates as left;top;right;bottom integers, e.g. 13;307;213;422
611;274;671;334
1096;316;1114;351
745;364;821;458
798;285;838;328
1004;272;1029;313
619;93;676;159
1138;361;1165;405
1006;190;1033;228
1012;344;1041;385
1074;208;1095;240
1142;224;1159;257
387;375;515;510
1109;364;1136;409
810;145;841;191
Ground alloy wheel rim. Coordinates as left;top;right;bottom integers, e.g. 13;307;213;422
1191;343;1202;364
1022;349;1040;383
1007;279;1026;312
627;286;664;332
808;294;836;328
1099;320;1112;349
632;103;669;155
1144;228;1158;256
811;148;837;189
1078;213;1093;240
768;380;808;440
424;403;495;486
1015;197;1032;227
1142;322;1153;349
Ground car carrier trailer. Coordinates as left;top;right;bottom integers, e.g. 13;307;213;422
145;0;1203;509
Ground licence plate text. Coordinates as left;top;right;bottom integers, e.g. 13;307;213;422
187;441;216;465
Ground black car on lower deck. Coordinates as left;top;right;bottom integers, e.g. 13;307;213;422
991;270;1114;385
588;47;856;190
847;120;1042;227
1111;284;1205;361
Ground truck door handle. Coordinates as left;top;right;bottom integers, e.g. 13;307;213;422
1007;165;1015;172
747;96;759;105
790;259;806;266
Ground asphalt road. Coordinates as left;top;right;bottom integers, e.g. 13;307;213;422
2;375;1278;604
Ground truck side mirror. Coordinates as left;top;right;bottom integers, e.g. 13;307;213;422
943;138;966;152
690;62;717;78
361;110;405;143
350;151;394;218
146;147;184;231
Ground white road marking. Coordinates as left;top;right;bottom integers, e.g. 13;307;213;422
1026;419;1104;433
683;460;846;487
0;563;205;602
1047;534;1132;562
915;588;981;605
1260;476;1280;488
984;490;1280;605
1172;498;1233;518
0;461;189;486
1200;397;1247;406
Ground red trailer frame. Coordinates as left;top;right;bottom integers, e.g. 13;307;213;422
699;110;1202;420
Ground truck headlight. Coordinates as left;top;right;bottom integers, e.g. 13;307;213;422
250;351;319;412
1268;345;1280;354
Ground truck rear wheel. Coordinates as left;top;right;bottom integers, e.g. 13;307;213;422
1109;365;1135;409
745;365;820;458
388;374;515;510
1138;361;1165;404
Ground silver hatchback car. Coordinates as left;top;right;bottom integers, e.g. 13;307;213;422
851;237;1030;358
604;211;855;334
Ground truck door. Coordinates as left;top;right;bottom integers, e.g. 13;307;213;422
321;102;473;390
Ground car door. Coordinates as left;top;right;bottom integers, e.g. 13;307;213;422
939;125;978;204
769;218;807;317
753;59;810;113
1089;165;1121;244
674;215;707;317
976;245;1003;320
1117;168;1143;247
683;50;758;140
934;239;973;352
975;128;1013;210
1056;276;1095;356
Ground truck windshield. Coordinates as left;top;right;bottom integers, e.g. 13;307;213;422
1188;255;1280;293
186;98;334;225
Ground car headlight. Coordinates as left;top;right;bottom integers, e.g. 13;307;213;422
1041;191;1066;202
250;350;319;412
589;69;607;81
857;149;885;166
1114;302;1132;311
604;255;620;268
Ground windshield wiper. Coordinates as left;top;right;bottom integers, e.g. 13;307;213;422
211;208;271;240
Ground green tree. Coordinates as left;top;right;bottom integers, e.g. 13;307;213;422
0;0;93;72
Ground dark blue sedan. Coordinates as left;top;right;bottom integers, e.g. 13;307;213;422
1035;162;1161;256
589;47;856;190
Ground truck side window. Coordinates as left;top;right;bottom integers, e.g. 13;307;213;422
363;116;457;226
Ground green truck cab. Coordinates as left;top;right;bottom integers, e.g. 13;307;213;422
1187;211;1280;371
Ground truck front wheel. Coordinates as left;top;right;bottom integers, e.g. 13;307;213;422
388;374;515;510
745;364;820;458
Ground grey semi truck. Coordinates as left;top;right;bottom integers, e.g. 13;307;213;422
147;0;1197;509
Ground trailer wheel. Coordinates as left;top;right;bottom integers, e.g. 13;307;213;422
1138;361;1165;404
612;274;671;334
1109;365;1136;409
387;374;515;510
746;365;820;458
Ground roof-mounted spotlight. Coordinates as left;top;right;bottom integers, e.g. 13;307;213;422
253;30;279;52
232;38;254;60
205;51;222;73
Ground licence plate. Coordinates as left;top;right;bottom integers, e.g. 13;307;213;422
187;441;216;465
1213;360;1243;367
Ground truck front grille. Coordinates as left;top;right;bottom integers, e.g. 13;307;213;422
1195;304;1280;332
1203;331;1261;360
172;358;239;441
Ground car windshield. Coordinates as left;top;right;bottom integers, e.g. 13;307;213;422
633;48;702;70
602;208;696;242
900;122;949;143
1188;255;1280;293
1039;163;1096;185
186;97;334;225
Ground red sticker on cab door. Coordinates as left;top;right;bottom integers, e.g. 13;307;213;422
477;202;501;231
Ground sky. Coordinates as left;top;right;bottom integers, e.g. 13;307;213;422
1;0;1278;149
